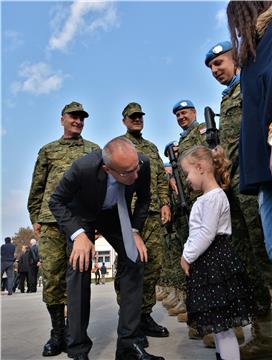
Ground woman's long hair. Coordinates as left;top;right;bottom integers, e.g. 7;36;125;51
227;1;272;66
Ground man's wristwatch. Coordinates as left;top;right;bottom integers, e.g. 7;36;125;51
132;228;139;233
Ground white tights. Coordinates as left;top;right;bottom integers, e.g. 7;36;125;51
214;329;240;360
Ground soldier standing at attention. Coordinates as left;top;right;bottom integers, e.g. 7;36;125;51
205;41;272;359
119;102;171;342
169;100;207;336
27;102;100;357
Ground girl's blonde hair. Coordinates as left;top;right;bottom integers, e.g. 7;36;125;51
180;145;231;190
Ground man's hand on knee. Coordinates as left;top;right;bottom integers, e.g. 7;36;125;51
70;233;95;272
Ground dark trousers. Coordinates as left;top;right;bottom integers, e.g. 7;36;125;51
66;208;144;356
1;262;14;294
19;272;30;293
28;265;38;292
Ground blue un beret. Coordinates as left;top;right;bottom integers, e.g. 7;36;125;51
173;100;195;115
205;41;233;67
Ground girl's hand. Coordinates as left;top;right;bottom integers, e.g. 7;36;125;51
180;256;190;276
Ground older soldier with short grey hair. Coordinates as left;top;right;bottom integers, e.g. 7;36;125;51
27;101;100;357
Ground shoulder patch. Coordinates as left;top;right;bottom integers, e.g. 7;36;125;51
199;126;207;134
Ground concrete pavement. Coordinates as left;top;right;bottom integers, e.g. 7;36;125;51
1;282;253;360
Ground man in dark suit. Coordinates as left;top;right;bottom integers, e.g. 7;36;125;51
1;237;16;295
49;137;165;360
28;238;40;292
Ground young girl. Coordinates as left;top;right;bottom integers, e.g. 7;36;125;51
180;145;255;360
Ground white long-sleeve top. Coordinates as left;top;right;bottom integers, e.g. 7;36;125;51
183;187;231;264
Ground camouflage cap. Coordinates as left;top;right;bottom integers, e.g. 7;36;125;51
122;102;145;118
61;101;89;118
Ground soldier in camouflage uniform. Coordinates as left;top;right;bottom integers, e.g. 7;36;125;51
27;102;100;357
169;100;207;330
116;102;171;341
206;41;272;359
159;158;187;314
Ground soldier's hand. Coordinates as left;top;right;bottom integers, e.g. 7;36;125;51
180;255;190;276
70;232;95;272
33;223;41;237
161;205;171;224
133;233;148;263
169;177;178;195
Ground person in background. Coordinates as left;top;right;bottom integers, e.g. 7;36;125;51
28;238;40;292
94;263;101;285
1;237;16;296
18;245;31;293
100;262;107;285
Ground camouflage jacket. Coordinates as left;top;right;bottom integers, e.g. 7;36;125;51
219;81;242;177
178;121;207;206
124;132;169;213
28;136;100;224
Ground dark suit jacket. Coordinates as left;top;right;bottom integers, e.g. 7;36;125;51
49;150;151;238
1;243;16;263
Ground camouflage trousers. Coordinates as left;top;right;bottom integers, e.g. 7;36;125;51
159;212;188;290
228;176;272;315
160;230;186;290
115;212;165;314
39;223;68;305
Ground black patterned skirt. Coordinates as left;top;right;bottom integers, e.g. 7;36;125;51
186;234;256;336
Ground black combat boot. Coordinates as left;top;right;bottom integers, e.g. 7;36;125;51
140;313;169;337
42;304;66;356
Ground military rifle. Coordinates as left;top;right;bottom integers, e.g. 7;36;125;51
164;141;189;224
204;106;220;149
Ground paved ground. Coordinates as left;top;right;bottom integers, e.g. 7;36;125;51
0;282;256;360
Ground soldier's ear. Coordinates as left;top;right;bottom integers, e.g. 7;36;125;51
61;116;64;126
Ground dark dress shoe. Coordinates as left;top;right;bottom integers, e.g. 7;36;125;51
70;353;89;360
140;314;169;337
116;343;165;360
138;335;149;348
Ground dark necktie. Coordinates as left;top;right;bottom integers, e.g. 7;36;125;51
117;184;138;262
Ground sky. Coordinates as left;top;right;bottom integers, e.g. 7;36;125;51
1;0;230;239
